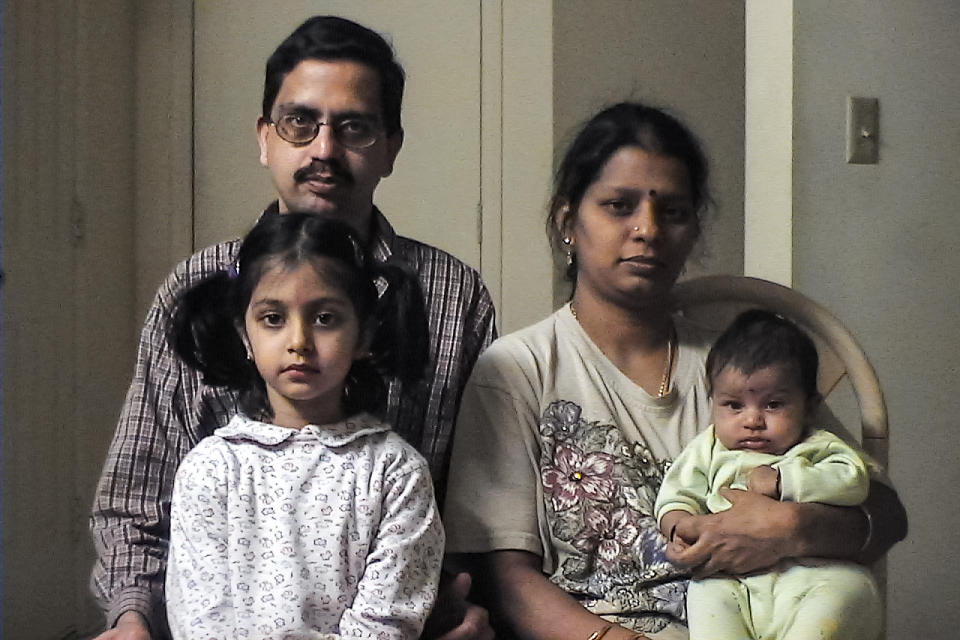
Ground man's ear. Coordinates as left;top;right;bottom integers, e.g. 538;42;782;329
380;129;404;178
256;116;271;167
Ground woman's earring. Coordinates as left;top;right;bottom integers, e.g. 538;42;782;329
562;237;574;266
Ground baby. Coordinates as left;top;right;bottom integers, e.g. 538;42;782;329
655;309;881;640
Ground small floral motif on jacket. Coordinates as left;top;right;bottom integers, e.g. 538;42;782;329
538;401;688;632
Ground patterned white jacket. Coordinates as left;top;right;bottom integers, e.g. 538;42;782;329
166;412;444;640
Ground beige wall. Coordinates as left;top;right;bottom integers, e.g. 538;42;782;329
498;1;555;330
1;0;137;636
134;2;193;319
744;0;793;284
791;1;960;634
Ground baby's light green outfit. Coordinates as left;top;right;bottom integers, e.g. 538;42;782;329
655;426;881;640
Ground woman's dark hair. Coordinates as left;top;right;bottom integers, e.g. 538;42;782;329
546;102;711;280
705;309;820;401
168;212;428;420
262;16;405;135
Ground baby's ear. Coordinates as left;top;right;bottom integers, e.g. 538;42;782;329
805;392;823;419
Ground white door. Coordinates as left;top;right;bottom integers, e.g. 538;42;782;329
193;1;483;270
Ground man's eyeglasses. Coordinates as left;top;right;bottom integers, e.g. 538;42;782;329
267;112;381;149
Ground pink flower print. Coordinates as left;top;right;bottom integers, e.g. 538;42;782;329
541;442;618;511
573;506;640;568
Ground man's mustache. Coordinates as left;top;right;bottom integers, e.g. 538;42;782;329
294;160;354;185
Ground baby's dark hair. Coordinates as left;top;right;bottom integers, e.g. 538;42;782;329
705;309;819;400
167;212;428;420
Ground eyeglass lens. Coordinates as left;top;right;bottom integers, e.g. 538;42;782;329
275;113;379;149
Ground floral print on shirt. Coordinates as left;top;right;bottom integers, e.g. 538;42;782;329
539;401;688;634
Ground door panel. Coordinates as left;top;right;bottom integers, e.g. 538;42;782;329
194;1;482;269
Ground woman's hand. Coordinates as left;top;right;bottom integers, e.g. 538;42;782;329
423;572;494;640
484;550;645;640
667;487;801;577
669;479;906;577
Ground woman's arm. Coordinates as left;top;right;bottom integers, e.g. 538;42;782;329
855;480;909;563
482;551;648;640
667;479;907;576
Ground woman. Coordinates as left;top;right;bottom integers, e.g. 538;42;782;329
443;103;906;640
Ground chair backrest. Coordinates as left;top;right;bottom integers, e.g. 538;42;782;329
670;275;888;468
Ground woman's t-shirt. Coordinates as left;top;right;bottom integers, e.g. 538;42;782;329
444;305;715;637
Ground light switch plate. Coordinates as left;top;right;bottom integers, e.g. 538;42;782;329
846;97;879;164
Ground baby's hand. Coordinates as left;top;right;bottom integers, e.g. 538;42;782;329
746;465;780;498
667;534;691;557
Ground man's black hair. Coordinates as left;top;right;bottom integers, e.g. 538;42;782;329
262;16;405;135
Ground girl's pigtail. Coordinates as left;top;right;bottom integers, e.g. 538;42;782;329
343;258;429;417
167;271;252;390
371;259;430;383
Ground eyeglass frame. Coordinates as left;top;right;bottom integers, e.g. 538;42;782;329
264;109;385;150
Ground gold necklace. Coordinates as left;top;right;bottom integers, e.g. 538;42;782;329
657;332;675;398
570;302;675;398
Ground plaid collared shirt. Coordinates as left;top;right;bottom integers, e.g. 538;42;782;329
89;204;496;634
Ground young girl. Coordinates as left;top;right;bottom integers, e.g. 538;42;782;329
163;212;443;639
655;310;881;640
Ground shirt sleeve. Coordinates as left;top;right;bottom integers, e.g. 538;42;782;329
339;456;445;640
444;344;545;559
164;442;234;639
433;276;498;504
459;282;498;384
654;427;715;525
810;402;889;484
88;256;227;633
775;429;870;506
88;280;189;633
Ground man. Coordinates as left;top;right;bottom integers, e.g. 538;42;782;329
90;16;496;639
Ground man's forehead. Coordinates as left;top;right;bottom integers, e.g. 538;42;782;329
274;101;378;119
272;59;382;113
277;59;381;93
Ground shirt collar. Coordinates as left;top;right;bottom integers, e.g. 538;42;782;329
216;412;391;448
260;201;397;262
368;206;397;261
